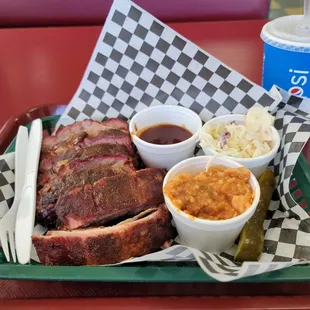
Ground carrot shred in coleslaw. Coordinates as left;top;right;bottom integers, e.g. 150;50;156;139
199;107;275;159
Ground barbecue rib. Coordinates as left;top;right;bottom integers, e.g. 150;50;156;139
39;143;138;185
37;155;136;228
33;205;176;266
42;118;129;153
55;168;166;230
39;118;137;180
34;118;173;266
39;143;136;176
38;154;136;186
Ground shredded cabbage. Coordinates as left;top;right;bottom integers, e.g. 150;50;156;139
199;108;275;159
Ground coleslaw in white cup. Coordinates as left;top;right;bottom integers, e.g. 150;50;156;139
199;109;281;178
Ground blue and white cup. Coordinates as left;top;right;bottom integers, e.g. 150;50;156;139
261;15;310;98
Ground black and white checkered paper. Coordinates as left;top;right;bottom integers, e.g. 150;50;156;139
1;0;310;282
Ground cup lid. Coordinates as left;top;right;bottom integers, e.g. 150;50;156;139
262;15;310;50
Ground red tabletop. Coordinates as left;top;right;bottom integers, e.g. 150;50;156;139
2;296;310;310
0;19;265;129
2;19;310;307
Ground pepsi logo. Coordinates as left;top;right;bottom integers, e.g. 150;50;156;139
288;69;309;97
289;86;304;96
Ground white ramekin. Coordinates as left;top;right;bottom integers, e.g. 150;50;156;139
200;114;281;178
129;105;202;169
163;155;260;253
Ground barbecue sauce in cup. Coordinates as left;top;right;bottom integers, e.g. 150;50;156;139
138;124;192;145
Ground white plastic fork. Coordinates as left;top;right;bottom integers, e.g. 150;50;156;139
0;126;28;262
15;119;42;264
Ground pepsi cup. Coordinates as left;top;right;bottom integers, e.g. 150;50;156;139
261;15;310;98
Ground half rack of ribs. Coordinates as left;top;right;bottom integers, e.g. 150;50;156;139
39;119;139;185
33;205;175;266
37;154;137;228
51;168;166;230
34;118;175;266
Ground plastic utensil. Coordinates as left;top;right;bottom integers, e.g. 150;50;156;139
0;126;28;262
294;0;310;34
15;119;42;265
305;0;310;19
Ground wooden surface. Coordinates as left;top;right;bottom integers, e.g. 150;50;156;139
0;19;266;129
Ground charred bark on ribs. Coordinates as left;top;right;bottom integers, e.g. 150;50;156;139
33;205;175;266
34;118;174;266
55;168;166;230
37;154;137;228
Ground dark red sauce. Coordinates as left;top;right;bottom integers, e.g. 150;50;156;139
138;124;192;145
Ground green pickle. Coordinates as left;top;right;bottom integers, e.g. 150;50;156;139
234;169;275;262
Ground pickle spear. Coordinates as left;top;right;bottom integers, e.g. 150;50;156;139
234;169;275;262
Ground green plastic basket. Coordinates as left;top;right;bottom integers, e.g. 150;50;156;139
1;115;310;283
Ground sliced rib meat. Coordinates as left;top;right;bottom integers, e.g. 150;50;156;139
32;205;175;266
55;168;166;230
46;129;133;157
36;154;136;228
39;143;137;177
42;118;129;153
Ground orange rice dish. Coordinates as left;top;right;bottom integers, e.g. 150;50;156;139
163;166;254;220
